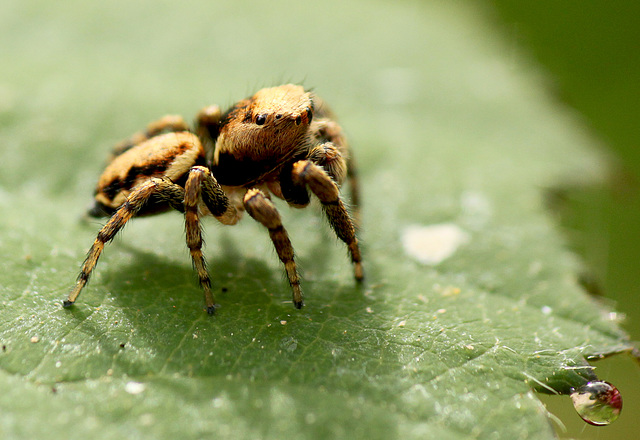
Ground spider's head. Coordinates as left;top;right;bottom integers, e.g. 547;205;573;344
212;84;317;185
217;84;315;159
247;84;314;130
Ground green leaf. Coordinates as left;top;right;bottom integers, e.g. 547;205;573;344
0;1;633;439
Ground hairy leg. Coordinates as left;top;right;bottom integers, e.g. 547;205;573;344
244;189;304;308
194;105;222;164
345;153;361;227
183;166;236;314
292;160;363;281
65;178;184;307
110;115;190;159
311;118;361;226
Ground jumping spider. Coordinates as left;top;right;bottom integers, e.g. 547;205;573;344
64;84;363;314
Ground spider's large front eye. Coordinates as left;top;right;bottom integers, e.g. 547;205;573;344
256;114;267;126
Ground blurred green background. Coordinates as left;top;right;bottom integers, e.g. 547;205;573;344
484;0;640;438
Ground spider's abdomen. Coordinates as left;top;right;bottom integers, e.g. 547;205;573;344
91;131;205;215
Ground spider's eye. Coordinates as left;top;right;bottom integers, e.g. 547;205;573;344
256;114;267;125
305;108;313;124
295;115;302;125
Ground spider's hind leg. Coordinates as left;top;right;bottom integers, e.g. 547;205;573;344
110;115;191;159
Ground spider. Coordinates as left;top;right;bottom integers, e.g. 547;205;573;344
64;84;363;315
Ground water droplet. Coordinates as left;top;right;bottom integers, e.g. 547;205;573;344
570;381;622;426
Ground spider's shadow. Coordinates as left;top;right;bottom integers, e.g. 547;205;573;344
99;236;275;311
90;226;351;314
61;223;372;380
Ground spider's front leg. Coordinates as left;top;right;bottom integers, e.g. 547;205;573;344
183;166;238;314
292;160;364;281
244;189;304;308
311;119;361;226
64;178;185;308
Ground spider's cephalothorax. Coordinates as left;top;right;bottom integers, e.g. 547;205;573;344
65;84;363;314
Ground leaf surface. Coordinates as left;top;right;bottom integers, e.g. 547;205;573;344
0;1;632;439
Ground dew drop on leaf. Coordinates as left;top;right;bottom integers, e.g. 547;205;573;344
570;381;622;426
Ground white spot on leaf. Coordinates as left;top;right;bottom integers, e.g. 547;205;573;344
125;381;145;395
402;223;469;265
